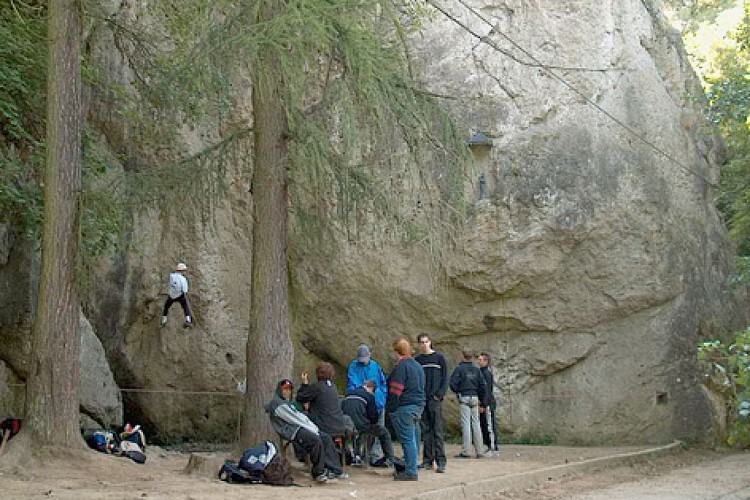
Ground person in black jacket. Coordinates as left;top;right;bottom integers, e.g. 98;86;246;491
414;332;449;472
295;362;352;481
450;350;487;458
341;380;395;466
266;379;344;483
478;353;500;457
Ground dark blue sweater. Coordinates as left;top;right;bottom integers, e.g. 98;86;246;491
386;356;425;413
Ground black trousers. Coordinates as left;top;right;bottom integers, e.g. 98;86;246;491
293;428;342;477
480;401;499;451
420;397;446;466
355;423;394;461
163;293;192;318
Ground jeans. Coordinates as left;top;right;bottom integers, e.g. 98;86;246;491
458;395;484;455
480;402;499;451
390;404;422;476
420;397;446;466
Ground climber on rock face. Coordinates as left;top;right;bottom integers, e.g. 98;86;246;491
161;262;193;328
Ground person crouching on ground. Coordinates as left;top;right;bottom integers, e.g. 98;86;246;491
387;338;425;481
265;379;346;484
342;379;395;467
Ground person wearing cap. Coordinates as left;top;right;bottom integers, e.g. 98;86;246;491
346;344;388;465
161;262;193;328
266;378;346;484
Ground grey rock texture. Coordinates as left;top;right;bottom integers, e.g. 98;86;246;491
79;311;123;428
0;235;122;428
0;0;745;445
292;0;746;445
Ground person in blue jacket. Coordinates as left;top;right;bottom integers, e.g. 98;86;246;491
347;344;388;465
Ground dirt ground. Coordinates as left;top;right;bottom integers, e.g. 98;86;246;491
0;441;731;499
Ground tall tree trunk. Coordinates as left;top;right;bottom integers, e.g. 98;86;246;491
25;0;83;447
242;0;294;447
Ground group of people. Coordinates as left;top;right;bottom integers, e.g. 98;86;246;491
265;333;500;484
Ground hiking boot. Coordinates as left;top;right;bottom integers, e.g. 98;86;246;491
393;471;418;481
161;316;168;327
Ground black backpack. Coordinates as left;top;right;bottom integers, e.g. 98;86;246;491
219;461;263;484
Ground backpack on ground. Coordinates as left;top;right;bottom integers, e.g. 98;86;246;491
236;440;295;486
261;454;294;486
219;460;263;484
239;440;276;473
85;430;119;454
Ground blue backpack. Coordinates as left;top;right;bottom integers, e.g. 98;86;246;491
239;440;277;472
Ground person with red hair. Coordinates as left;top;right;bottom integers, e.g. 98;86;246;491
386;338;425;481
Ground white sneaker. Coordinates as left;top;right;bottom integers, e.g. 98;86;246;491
161;316;167;326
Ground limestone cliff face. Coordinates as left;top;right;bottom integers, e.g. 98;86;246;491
292;0;746;445
0;0;745;445
0;227;122;428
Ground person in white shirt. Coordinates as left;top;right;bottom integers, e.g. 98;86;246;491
161;262;193;328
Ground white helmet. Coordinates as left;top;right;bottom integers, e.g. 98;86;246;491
175;262;188;271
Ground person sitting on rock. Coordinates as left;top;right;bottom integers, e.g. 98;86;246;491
266;378;347;483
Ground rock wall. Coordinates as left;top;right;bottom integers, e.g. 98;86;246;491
291;0;746;445
0;0;745;445
0;227;122;428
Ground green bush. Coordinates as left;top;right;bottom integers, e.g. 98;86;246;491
698;328;750;448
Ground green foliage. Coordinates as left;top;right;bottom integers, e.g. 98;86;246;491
504;434;555;446
0;2;129;284
0;146;43;237
124;0;469;260
707;3;750;256
698;329;750;448
660;0;737;33
0;1;47;144
0;1;46;237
